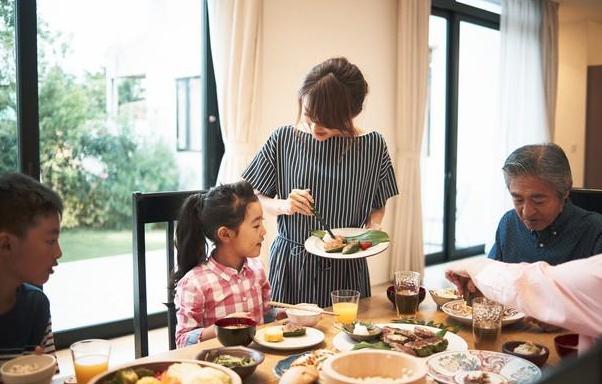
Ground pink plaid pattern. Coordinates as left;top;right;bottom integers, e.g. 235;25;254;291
174;257;271;347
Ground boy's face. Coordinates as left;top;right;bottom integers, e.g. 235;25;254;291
1;212;62;285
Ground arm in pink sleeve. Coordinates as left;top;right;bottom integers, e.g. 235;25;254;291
473;255;602;339
174;277;207;347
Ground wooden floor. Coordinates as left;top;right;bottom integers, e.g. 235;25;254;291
55;256;480;376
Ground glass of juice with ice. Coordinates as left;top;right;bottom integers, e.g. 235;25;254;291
331;289;360;325
70;339;111;384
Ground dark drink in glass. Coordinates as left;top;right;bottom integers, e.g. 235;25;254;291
473;321;500;350
395;289;419;319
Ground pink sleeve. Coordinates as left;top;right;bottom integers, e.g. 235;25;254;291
473;255;602;339
174;275;206;347
261;266;272;313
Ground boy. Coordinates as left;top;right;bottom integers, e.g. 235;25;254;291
0;172;63;366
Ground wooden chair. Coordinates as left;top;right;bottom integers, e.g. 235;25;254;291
132;190;203;358
569;188;602;215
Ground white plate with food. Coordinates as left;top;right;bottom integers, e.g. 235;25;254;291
426;350;541;384
331;323;468;358
304;228;390;259
253;326;325;351
441;300;525;326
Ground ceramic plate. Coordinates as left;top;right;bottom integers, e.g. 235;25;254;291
331;323;468;356
253;326;325;351
454;370;508;384
304;228;389;259
273;349;335;378
441;300;525;326
426;350;541;384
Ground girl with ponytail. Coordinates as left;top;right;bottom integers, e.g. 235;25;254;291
173;180;269;347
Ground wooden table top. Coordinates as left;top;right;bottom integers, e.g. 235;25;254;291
145;283;565;383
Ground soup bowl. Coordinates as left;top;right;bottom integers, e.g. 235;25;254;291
215;317;257;347
196;346;264;379
0;354;56;384
386;286;426;309
554;333;579;358
502;341;549;367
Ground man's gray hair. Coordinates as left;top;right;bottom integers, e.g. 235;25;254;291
502;143;572;198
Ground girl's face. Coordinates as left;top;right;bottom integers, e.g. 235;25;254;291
231;201;266;258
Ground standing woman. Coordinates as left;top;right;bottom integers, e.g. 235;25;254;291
242;57;399;307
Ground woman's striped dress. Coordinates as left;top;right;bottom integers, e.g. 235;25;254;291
242;126;399;308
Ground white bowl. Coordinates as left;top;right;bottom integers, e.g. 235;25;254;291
285;303;322;327
320;350;427;384
0;354;56;384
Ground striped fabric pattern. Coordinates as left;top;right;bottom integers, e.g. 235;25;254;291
174;257;271;347
243;126;399;307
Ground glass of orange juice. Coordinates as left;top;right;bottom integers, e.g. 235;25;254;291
70;339;111;384
331;289;360;325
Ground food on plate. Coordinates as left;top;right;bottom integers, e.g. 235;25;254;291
446;301;519;318
290;349;335;370
211;354;256;369
101;363;231;384
264;327;284;342
353;326;448;357
433;287;460;299
463;371;493;384
311;229;389;255
278;366;319;384
513;341;542;355
353;323;370;336
283;322;307;337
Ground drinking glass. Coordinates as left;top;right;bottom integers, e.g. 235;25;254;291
472;297;503;351
70;339;111;384
394;271;421;319
331;289;360;325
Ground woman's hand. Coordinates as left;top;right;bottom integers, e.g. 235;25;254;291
285;189;314;216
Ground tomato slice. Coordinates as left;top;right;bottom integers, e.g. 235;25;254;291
359;241;372;250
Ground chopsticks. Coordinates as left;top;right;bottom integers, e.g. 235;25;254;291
311;204;336;239
268;300;337;316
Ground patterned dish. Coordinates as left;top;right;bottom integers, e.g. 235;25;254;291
426;350;541;384
441;300;525;326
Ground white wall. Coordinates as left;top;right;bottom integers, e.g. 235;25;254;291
258;0;398;285
556;14;602;187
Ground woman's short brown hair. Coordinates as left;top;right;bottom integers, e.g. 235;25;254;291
297;57;368;135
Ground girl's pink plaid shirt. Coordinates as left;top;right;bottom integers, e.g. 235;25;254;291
174;256;271;347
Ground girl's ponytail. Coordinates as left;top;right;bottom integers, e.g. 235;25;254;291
173;193;208;286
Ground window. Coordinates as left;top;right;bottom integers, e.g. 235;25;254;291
176;76;202;151
0;0;17;173
8;0;221;348
424;1;500;264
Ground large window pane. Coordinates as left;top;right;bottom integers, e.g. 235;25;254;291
455;21;500;249
38;0;204;333
0;0;17;172
421;15;447;255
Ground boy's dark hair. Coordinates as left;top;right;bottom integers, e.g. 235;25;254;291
297;57;368;135
0;172;63;237
173;180;258;285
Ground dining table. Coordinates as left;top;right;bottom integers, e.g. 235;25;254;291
140;283;566;383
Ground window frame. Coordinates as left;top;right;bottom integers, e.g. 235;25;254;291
427;0;500;265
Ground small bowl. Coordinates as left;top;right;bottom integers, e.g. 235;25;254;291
196;346;264;379
320;349;427;384
341;322;383;342
285;303;322;327
428;288;461;308
554;333;579;358
0;354;56;384
88;360;241;384
502;341;549;367
214;317;257;347
386;286;426;309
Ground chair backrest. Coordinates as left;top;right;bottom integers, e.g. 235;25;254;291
569;188;602;214
132;190;203;358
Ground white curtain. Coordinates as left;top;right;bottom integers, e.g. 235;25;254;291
541;0;558;140
500;0;556;151
207;0;263;184
389;0;430;276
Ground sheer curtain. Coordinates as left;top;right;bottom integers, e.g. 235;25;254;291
207;0;263;184
389;0;430;276
487;0;558;251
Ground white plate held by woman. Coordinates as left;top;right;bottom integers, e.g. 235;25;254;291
304;227;389;259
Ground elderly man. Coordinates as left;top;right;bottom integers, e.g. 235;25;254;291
489;143;602;265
